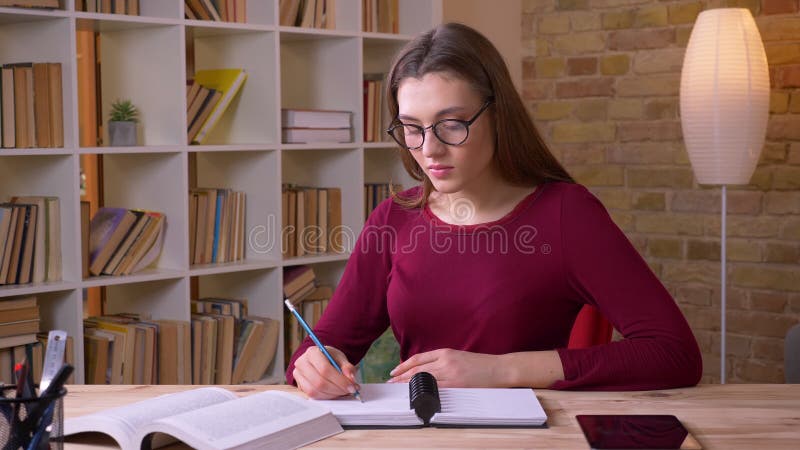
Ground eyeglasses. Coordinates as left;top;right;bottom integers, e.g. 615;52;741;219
386;98;494;150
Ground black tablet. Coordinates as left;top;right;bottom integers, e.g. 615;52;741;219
576;414;702;450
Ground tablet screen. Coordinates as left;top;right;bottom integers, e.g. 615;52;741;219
576;415;702;450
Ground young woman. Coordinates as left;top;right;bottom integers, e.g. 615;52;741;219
287;23;702;399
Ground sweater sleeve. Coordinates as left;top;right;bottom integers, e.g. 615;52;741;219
285;199;395;385
551;184;702;391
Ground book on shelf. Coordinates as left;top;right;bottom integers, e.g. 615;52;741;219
282;127;352;144
77;0;140;14
184;0;245;23
365;183;400;217
280;0;335;29
313;376;548;428
281;186;342;257
64;387;343;450
0;0;60;9
281;108;352;129
189;188;245;265
362;0;398;34
0;62;63;148
0;197;59;286
88;207;165;277
363;73;389;142
190;69;247;145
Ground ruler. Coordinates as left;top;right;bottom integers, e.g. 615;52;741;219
40;329;67;392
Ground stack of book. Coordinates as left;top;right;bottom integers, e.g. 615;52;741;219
283;266;334;363
87;207;165;277
191;298;280;384
84;314;182;385
1;62;63;149
1;311;75;385
365;183;400;218
0;196;62;285
186;69;247;145
279;0;336;29
281;184;343;258
189;188;246;266
0;296;40;355
362;0;398;34
0;0;60;9
82;304;279;385
281;108;352;144
184;0;246;23
76;0;139;14
363;73;388;142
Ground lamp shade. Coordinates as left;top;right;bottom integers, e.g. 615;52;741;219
679;8;769;185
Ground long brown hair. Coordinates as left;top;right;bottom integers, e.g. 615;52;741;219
386;22;574;208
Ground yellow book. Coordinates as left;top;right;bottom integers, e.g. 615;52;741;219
192;69;248;144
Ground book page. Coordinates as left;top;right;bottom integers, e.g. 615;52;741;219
137;391;342;450
64;387;237;448
311;383;422;426
433;388;547;426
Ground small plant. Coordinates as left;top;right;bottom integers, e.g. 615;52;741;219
109;99;139;123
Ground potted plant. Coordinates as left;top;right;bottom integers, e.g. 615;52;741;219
108;99;139;146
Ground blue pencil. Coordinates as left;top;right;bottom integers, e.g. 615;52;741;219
284;299;363;402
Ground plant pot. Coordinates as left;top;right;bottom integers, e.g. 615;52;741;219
108;121;137;147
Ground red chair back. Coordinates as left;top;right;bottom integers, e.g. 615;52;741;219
568;305;613;349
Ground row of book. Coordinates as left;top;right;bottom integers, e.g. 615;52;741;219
282;265;332;364
87;207;165;277
83;302;278;385
0;0;59;9
187;69;247;145
1;62;64;149
281;108;352;144
185;0;246;23
364;73;389;142
76;0;139;14
279;0;336;29
281;185;343;258
362;0;398;34
365;183;400;218
189;188;246;266
0;197;61;285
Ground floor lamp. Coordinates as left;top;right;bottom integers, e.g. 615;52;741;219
679;8;769;384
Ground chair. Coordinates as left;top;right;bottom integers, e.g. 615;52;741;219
786;323;800;383
568;305;614;349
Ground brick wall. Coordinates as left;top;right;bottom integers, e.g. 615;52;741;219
522;0;800;383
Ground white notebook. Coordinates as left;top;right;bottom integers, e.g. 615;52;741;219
312;383;548;428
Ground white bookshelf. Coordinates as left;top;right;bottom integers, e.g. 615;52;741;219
0;0;441;384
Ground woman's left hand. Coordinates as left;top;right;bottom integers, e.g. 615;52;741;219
387;348;503;387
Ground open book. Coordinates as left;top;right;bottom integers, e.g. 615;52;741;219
63;387;342;450
312;382;548;428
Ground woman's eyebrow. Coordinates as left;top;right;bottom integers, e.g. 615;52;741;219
398;105;467;121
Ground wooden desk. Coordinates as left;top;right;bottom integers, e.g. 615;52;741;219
63;384;800;449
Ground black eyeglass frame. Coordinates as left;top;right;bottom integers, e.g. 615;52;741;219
386;97;494;150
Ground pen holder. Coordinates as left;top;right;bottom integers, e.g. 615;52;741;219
0;385;66;450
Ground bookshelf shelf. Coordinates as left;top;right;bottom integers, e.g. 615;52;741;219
75;14;182;32
0;0;440;384
188;258;282;276
80;268;187;289
77;145;184;154
282;252;351;266
0;281;80;299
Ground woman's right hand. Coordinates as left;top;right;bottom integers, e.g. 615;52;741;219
292;345;360;400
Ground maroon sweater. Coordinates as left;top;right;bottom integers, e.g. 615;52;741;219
286;181;702;390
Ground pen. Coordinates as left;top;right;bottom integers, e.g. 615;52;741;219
284;299;363;402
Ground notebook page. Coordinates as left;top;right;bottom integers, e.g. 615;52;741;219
311;383;422;426
433;388;547;426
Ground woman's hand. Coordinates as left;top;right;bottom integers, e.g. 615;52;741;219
387;348;503;387
293;346;360;399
